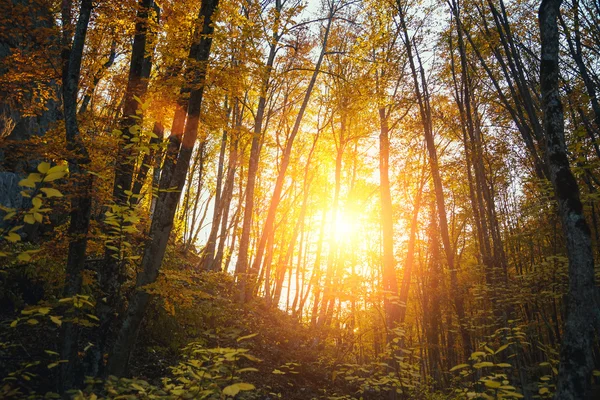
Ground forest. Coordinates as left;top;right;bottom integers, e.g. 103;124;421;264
1;0;599;398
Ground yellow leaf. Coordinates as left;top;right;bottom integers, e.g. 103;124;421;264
18;252;32;262
483;380;501;389
237;368;259;373
236;383;255;391
37;162;51;174
40;188;63;198
50;316;62;326
44;172;66;182
10;319;19;328
237;333;258;342
18;178;36;188
32;197;42;209
5;232;21;242
450;364;470;372
26;318;38;325
28;173;42;182
223;383;253;397
495;344;509;354
34;212;43;223
47;165;68;174
24;214;35;224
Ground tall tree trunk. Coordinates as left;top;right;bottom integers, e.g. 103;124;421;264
396;0;472;360
247;7;334;300
398;172;424;324
58;0;94;392
235;0;283;290
112;0;156;205
378;107;400;328
202;97;232;269
215;133;240;270
91;1;158;377
539;0;598;398
106;0;219;376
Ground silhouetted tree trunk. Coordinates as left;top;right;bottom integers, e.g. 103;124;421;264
89;0;158;378
58;0;94;392
106;0;219;376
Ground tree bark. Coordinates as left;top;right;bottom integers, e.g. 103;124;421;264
58;0;94;392
538;0;598;398
106;0;219;376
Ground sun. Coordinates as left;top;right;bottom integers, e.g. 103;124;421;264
333;211;356;243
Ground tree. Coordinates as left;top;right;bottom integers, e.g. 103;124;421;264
539;0;598;398
107;0;220;375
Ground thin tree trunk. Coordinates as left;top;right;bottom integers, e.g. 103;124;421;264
235;0;283;287
396;0;472;360
378;107;400;328
247;7;334;300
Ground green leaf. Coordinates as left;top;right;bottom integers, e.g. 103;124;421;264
473;362;494;369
